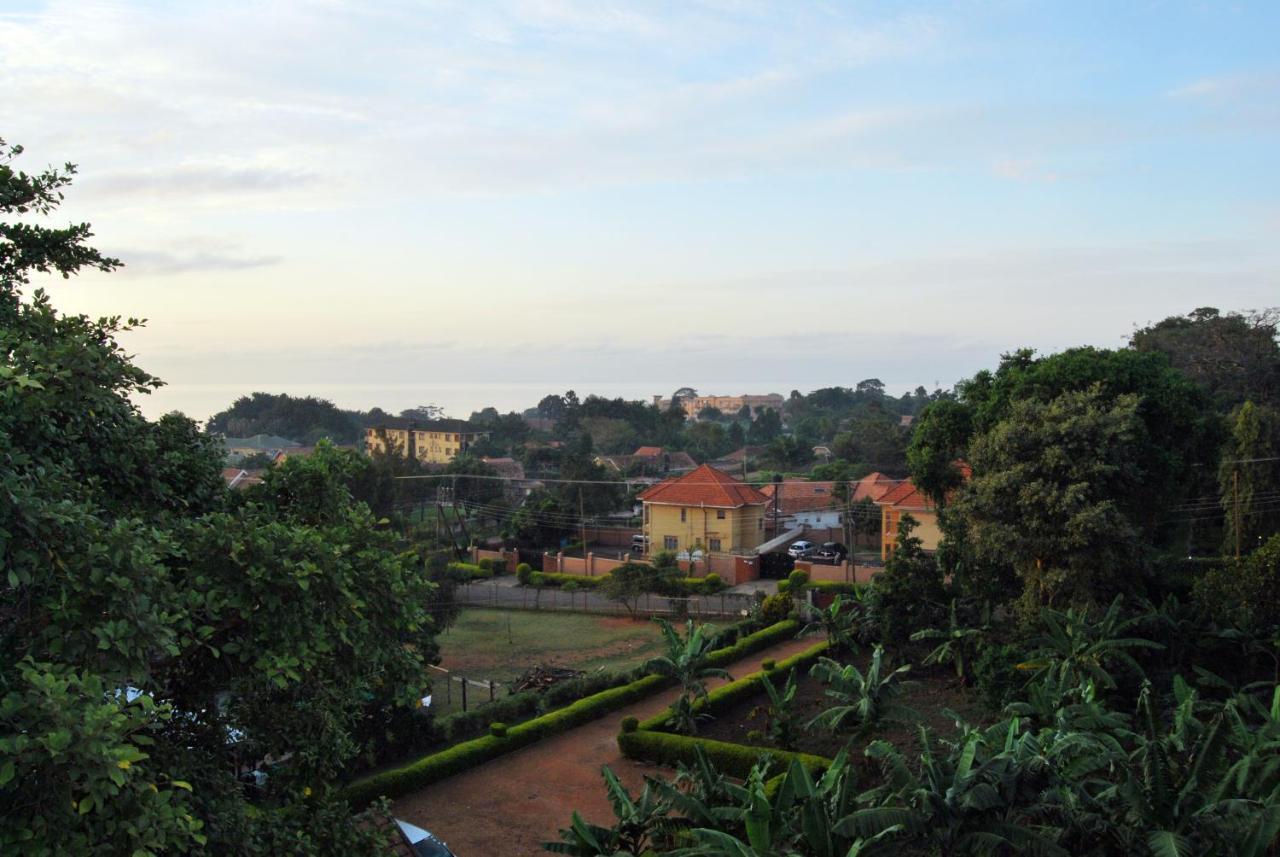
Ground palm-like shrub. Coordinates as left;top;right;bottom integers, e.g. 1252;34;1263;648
910;598;990;683
645;619;732;735
799;594;863;654
544;768;685;856
807;646;917;737
751;669;801;750
1018;595;1163;700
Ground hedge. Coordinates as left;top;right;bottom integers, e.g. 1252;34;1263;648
617;730;831;781
778;578;862;595
526;572;725;595
343;618;800;805
529;571;607;589
446;561;495;581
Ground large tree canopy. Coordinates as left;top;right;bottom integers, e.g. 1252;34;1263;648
1;139;427;854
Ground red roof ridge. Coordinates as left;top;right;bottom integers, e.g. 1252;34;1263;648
638;464;767;508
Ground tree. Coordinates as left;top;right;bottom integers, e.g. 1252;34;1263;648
0;139;428;853
1131;307;1280;410
206;391;363;444
1219;401;1280;556
747;408;782;443
872;515;947;645
399;404;444;421
601;562;673;616
906;398;973;507
953;386;1148;610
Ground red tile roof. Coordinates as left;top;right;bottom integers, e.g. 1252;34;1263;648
875;479;933;511
634;445;664;458
759;480;842;515
852;472;897;502
638;464;767;508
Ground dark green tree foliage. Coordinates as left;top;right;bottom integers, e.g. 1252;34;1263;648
955;386;1149;609
1219;401;1280;555
1194;534;1280;635
871;515;947;646
1131;306;1280;410
747;407;782;443
831;413;908;474
444;454;506;509
0;141;428;854
205;391;364;444
906;398;973;507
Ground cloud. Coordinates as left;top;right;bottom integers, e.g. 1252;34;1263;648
1167;71;1280;100
118;249;283;276
90;165;319;199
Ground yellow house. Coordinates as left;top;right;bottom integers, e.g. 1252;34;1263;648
638;464;768;555
364;418;488;465
876;479;943;560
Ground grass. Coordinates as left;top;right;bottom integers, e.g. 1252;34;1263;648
431;609;670;714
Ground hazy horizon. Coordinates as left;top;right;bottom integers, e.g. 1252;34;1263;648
5;1;1277;425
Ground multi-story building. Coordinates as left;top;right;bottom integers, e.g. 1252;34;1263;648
638;464;768;555
651;392;785;420
875;479;942;560
364;418;488;464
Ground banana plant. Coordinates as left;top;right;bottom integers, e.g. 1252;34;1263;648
807;646;917;738
645;619;733;735
544;767;684;856
799;594;861;653
910;598;990;684
752;669;802;751
1018;595;1164;700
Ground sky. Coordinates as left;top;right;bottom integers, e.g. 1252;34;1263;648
3;0;1278;422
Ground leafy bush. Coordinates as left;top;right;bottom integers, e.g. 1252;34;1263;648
446;561;493;581
533;571;607;589
758;593;793;626
971;642;1024;711
761;659;776;671
477;557;507;575
787;569;810;591
516;562;533;584
489;722;507;737
618;729;830;781
1193;535;1280;635
620;716;639;733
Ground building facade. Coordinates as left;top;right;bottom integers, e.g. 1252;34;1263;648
638;464;768;555
651;392;785;419
875;479;943;559
364;418;488;464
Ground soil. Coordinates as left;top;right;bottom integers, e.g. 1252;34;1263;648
392;636;820;857
697;650;993;766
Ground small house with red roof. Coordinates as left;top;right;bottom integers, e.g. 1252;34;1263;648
638;464;768;556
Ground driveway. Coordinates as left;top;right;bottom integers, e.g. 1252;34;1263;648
392;635;817;856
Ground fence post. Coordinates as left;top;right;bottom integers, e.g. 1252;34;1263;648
489;680;495;703
461;677;467;712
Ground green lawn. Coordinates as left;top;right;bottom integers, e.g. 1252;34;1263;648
430;609;669;713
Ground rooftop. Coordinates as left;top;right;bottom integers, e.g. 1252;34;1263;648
638;463;767;508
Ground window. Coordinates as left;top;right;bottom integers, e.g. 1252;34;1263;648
709;538;722;552
716;509;726;520
680;508;686;522
758;518;764;531
663;535;678;550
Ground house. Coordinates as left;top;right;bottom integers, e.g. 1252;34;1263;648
481;456;534;503
595;446;697;477
651;392;785;420
364;417;488;464
760;480;845;530
638;464;769;555
221;467;264;490
875;479;942;560
219;434;300;465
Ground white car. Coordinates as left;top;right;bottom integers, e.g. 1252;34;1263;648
787;540;815;559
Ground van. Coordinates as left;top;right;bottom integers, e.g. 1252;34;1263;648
631;534;649;554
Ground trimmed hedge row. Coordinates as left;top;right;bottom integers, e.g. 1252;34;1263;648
617;730;831;781
529;571;606;589
778;578;862;595
345;673;668;806
446;561;497;581
343;618;800;806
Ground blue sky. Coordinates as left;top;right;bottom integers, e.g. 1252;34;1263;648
3;1;1277;420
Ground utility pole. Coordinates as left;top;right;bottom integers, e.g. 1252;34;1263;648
580;487;587;556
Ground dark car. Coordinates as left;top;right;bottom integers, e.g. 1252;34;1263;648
811;542;849;564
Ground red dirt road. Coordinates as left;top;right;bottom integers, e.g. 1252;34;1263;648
392;635;817;857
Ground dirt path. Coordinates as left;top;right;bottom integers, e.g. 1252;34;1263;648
392;635;818;857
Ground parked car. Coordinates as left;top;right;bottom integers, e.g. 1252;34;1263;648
812;542;849;564
787;539;815;559
631;534;649;554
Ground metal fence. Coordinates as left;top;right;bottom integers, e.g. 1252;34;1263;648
454;582;760;619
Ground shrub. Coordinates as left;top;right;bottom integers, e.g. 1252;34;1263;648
620;716;639;733
761;659;776;671
477;557;507;575
971;642;1024;711
1193;535;1280;635
787;569;810;591
703;573;723;592
617;729;830;781
516;563;533;585
777;579;792;594
534;572;606;589
489;722;507;737
758;593;793;626
746;730;765;744
446;561;492;581
529;571;546;586
806;580;860;595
